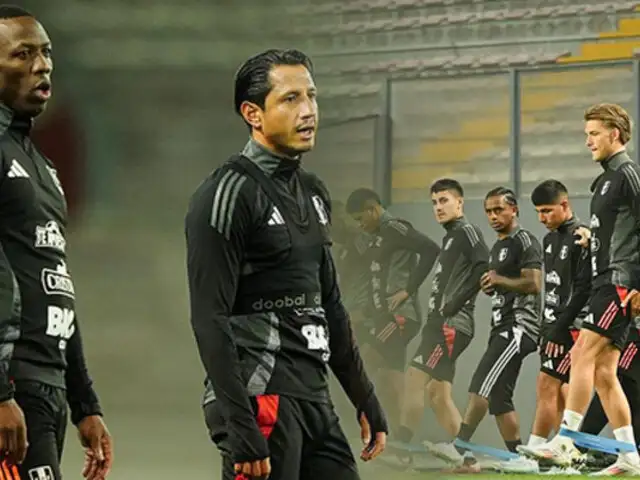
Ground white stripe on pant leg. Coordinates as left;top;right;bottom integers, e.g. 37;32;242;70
478;340;519;398
478;341;518;398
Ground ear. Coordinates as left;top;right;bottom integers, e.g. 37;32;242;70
240;101;263;130
609;126;621;143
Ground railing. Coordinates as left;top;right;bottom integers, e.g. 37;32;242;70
360;58;640;204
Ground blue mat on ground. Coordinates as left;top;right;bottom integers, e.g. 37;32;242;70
559;428;636;454
454;438;519;461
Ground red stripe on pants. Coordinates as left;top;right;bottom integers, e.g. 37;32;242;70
443;325;456;357
617;286;630;315
255;394;280;439
235;394;280;480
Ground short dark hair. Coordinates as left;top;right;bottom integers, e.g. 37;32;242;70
485;186;518;208
345;188;381;214
430;178;464;197
0;5;33;19
531;180;568;206
233;49;314;117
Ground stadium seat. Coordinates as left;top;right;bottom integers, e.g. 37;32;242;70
310;0;640;201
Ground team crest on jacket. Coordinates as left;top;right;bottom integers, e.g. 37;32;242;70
311;195;328;225
601;181;611;195
46;166;64;196
560;245;569;260
499;248;508;262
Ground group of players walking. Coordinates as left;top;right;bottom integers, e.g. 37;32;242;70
334;102;640;476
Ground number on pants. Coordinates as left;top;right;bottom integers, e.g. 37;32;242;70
301;324;329;351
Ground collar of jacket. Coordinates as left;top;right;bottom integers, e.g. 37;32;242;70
443;215;467;231
0;102;33;136
241;138;301;178
557;215;579;234
601;149;631;171
375;210;394;232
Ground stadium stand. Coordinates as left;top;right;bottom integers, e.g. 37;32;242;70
305;1;640;203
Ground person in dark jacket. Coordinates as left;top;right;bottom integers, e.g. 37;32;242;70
344;187;440;439
0;6;111;480
185;48;388;480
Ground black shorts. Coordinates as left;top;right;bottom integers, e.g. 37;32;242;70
540;329;580;383
468;327;537;416
363;313;420;372
618;328;640;380
410;324;472;383
205;395;359;480
582;284;632;350
14;380;67;480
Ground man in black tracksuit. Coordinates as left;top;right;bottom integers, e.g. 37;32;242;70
403;179;489;441
0;6;111;480
185;49;387;480
344;187;440;437
511;180;590;470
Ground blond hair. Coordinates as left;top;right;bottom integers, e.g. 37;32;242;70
584;103;633;145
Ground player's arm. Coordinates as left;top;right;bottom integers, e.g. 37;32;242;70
441;227;490;318
495;269;542;294
65;319;113;477
64;320;102;425
0;237;28;464
620;162;640;222
388;222;440;295
321;245;388;430
0;244;20;404
185;171;268;463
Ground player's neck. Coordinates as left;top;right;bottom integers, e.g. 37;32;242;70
563;211;574;224
443;215;464;230
498;221;519;239
249;133;300;161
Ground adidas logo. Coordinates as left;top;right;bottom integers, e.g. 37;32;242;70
267;206;285;226
543;360;554;370
413;355;424;364
7;159;29;178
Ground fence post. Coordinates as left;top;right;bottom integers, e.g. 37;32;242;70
509;69;522;198
633;58;640;164
374;77;393;206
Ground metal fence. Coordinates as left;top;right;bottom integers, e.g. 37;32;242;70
341;58;640;206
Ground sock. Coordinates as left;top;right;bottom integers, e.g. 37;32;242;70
560;410;584;431
613;426;640;463
527;434;547;447
395;425;414;443
455;423;474;454
505;439;522;453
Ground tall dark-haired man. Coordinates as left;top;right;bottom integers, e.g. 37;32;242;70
0;5;111;480
401;178;488;442
186;49;388;480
